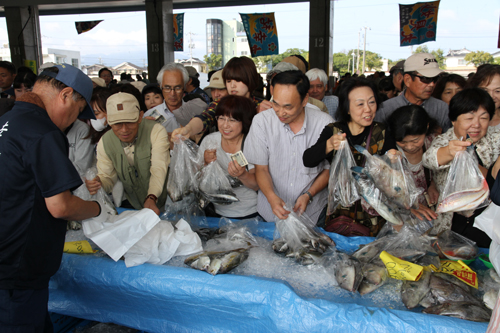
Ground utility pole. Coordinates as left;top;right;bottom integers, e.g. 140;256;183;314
187;31;196;65
352;52;355;75
356;31;360;73
362;27;370;74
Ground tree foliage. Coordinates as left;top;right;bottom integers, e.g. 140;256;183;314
251;48;309;73
464;51;494;67
413;46;446;69
203;54;223;71
333;49;383;76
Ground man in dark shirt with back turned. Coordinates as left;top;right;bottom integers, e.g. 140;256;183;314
0;64;114;332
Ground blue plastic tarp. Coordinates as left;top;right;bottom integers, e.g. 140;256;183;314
49;217;489;333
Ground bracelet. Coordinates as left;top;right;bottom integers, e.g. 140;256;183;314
94;201;101;217
144;194;158;204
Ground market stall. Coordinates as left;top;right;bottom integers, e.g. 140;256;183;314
48;217;489;333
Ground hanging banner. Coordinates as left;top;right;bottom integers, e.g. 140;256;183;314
173;13;184;52
75;20;103;34
399;1;440;47
497;14;500;48
240;12;279;57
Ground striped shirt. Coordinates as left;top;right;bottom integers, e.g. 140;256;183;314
243;104;333;222
322;95;339;121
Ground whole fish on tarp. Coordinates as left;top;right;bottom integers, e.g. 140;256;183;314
327;139;359;214
320;249;363;292
436;142;490;214
351;169;404;225
184;247;250;275
423;302;492;322
420;274;482;307
401;269;431;309
354;145;421;209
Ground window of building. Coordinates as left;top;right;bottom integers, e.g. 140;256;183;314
232;38;234;42
71;58;78;68
458;59;466;66
241;38;247;43
241;51;248;55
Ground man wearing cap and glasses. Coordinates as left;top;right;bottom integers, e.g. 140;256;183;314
86;92;170;215
375;53;452;133
0;64;114;331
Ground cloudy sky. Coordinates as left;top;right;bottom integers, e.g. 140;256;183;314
0;0;499;67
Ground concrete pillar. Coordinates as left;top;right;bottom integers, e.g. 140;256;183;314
308;0;334;76
145;0;175;84
5;6;42;73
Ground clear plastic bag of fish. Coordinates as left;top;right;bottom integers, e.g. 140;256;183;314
435;229;479;261
327;139;359;215
166;137;203;202
215;217;259;246
437;145;490;216
200;139;244;189
73;167;116;214
273;204;335;265
162;193;208;229
320;247;363;292
354;145;422;209
197;161;239;207
351;169;405;226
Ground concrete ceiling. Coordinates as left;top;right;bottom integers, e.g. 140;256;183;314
1;0;307;16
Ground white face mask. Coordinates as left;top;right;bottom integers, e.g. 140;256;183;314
91;117;108;132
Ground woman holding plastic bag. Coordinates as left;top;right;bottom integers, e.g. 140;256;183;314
199;95;260;219
303;78;397;236
422;88;500;247
387;105;440;221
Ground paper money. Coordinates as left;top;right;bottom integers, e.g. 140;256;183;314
231;150;248;167
149;109;167;124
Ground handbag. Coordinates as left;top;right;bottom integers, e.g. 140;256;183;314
324;124;375;237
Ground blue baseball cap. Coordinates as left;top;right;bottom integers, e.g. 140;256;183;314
39;64;95;119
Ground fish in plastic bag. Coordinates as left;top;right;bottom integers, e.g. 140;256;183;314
327;138;359;215
162;193;208;229
166;137;203;202
197;161;239;206
184;247;250;275
434;229;479;261
73;167;117;217
436;143;489;216
351;167;404;225
273;204;335;265
354;145;422;209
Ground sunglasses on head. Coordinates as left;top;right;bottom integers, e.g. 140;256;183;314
411;73;439;84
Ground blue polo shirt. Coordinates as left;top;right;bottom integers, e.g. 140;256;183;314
0;98;82;289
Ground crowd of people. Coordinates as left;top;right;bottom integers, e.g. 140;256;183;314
1;51;500;330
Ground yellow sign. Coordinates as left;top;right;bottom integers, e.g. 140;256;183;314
24;60;37;75
431;260;478;289
380;251;424;281
63;240;96;254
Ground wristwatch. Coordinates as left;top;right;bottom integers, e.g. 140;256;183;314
302;191;313;204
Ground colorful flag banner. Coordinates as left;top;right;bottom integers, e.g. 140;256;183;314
75;20;103;34
240;12;279;57
173;13;184;52
399;1;440;47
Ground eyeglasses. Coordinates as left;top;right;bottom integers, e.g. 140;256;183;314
216;116;240;124
411;74;439;84
162;86;183;93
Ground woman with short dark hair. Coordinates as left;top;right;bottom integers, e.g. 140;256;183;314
199;95;259;219
432;73;467;105
171;56;267;140
387;105;439;221
423;88;500;247
303;77;396;236
466;64;500;128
